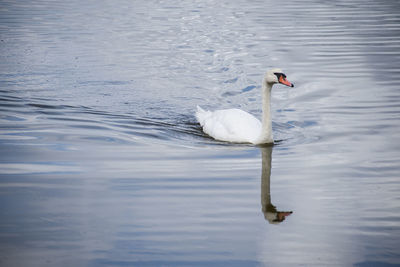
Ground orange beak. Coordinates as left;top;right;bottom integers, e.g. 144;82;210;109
279;75;294;87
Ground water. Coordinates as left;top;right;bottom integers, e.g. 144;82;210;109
1;0;400;266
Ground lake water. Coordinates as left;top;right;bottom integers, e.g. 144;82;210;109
1;0;400;266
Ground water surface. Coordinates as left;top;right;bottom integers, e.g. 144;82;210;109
1;0;400;266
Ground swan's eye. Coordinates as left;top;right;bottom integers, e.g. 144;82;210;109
274;73;286;80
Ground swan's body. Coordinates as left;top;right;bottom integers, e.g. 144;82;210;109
196;107;262;143
196;69;294;145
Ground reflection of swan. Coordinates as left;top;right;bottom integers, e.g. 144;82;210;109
196;69;294;145
261;146;293;224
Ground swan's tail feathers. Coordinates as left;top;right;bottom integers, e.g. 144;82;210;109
196;105;211;126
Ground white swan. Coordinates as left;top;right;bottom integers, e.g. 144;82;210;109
196;68;294;145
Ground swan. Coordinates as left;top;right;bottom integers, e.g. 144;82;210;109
196;68;294;144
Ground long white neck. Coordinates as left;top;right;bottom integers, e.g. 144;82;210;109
255;81;274;144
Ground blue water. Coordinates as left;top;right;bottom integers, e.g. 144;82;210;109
1;0;400;266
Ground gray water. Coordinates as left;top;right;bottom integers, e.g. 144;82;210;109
1;0;400;266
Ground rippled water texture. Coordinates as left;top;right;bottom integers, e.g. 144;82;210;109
1;0;400;266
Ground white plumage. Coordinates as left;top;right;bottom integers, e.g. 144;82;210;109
196;106;261;144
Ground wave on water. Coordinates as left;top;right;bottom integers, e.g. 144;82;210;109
0;92;315;149
0;93;216;147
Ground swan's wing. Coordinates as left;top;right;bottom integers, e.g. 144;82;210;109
199;108;261;143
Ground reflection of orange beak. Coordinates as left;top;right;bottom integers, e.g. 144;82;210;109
279;75;294;87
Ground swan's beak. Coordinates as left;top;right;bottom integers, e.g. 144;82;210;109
279;75;294;87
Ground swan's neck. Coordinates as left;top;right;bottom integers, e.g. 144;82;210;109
256;81;273;144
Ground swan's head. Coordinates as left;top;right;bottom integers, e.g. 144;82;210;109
264;68;294;87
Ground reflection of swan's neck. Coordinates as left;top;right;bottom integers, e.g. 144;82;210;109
261;147;293;224
257;81;273;144
261;147;272;209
